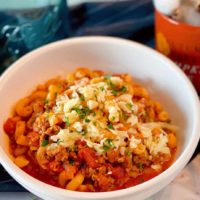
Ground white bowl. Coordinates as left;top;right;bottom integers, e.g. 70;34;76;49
0;36;199;200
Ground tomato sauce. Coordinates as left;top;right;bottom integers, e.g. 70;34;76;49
23;161;61;188
22;151;176;191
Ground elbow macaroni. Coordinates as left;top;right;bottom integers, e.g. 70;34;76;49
15;98;33;117
4;68;177;192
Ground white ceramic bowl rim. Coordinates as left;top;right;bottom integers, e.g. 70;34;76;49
0;36;200;199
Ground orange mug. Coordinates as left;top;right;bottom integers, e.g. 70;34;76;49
155;9;200;92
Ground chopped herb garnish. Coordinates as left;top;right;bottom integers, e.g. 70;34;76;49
85;118;91;123
125;150;131;157
94;89;98;95
110;81;116;90
92;112;96;117
73;107;81;115
65;116;70;126
105;76;127;96
120;86;127;93
107;123;114;130
81;107;90;118
80;130;87;136
79;95;85;101
45;113;49;121
109;81;119;96
105;139;113;147
54;92;58;97
41;139;49;147
100;86;105;91
69;160;74;165
104;74;112;80
111;116;116;121
93;121;97;126
123;113;129;120
126;103;133;110
72;106;90;119
57;139;64;144
103;139;114;151
137;163;144;170
104;75;118;95
103;145;110;151
111;90;118;96
44;99;49;105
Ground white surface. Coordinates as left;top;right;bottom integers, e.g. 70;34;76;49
0;37;200;200
0;154;199;200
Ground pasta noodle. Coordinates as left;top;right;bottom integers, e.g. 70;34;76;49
4;68;177;192
15;98;33;117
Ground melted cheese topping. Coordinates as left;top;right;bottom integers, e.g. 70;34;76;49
48;74;175;159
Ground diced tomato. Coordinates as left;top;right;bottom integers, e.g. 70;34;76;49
3;118;16;136
27;131;40;147
75;139;86;146
116;124;129;131
48;160;64;173
120;167;160;189
65;164;77;179
78;148;99;168
106;149;119;163
97;175;111;190
111;166;125;179
142;167;159;179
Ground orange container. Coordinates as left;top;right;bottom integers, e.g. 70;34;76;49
155;9;200;92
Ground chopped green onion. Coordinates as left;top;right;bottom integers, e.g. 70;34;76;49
45;113;49;121
111;116;116;121
85;118;91;123
93;121;97;126
123;113;129;120
65;116;70;126
57;139;64;144
79;95;85;101
104;74;112;80
72;107;81;115
103;139;114;152
107;123;114;130
41;139;49;147
92;112;96;117
125;149;131;157
103;145;110;151
105;139;113;147
72;106;90;119
126;103;133;110
110;81;116;90
137;163;144;170
44;99;49;105
80;130;87;136
120;86;127;93
111;90;118;96
100;86;105;91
